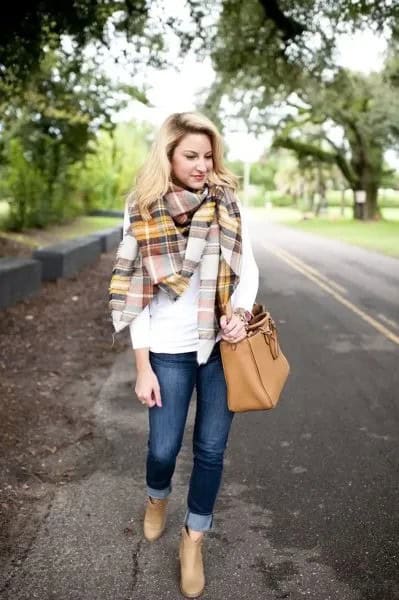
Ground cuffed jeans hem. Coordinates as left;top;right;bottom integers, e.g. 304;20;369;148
147;484;172;499
184;509;213;532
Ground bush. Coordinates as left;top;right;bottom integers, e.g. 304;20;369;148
269;191;296;207
75;123;151;212
246;186;295;207
5;139;48;230
3;138;84;231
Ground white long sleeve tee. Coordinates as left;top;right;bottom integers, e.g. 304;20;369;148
124;198;259;352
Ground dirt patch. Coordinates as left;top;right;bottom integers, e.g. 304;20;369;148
0;236;33;258
0;238;130;586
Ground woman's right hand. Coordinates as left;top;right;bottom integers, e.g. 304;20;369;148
135;366;162;408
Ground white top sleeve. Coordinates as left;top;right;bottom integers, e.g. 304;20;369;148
129;305;151;349
122;201;151;349
231;201;259;311
123;199;131;235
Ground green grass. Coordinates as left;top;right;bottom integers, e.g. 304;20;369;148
256;206;399;257
0;213;122;248
380;207;399;221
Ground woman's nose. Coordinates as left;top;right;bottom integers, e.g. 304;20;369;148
195;160;207;172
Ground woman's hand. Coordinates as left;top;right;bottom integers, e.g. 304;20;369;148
135;366;162;408
219;313;247;344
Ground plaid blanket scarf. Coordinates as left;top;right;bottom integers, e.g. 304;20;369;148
108;183;242;364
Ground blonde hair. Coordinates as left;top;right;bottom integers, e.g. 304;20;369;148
129;112;239;219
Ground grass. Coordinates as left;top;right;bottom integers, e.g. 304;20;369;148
254;205;399;258
0;211;122;249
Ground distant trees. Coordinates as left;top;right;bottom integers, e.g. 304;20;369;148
193;0;399;219
2;0;399;228
1;46;141;230
273;67;399;218
0;3;154;230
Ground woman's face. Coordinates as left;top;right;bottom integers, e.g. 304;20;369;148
170;133;213;190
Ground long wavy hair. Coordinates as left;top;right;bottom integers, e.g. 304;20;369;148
128;112;239;220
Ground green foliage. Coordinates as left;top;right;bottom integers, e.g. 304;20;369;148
250;155;278;190
75;122;152;211
246;186;294;208
193;0;399;114
271;67;399;217
198;0;399;220
0;1;152;86
5;139;47;230
0;45;139;230
268;191;295;207
225;159;244;180
3;138;83;230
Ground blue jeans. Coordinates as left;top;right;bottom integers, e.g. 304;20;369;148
146;341;234;532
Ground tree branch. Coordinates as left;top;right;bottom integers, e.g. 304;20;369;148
258;0;306;42
273;135;357;187
324;136;343;154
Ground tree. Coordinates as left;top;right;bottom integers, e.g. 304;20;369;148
187;0;399;86
1;46;138;229
0;1;154;84
272;68;399;219
250;153;279;191
76;121;153;211
198;0;399;120
191;1;399;219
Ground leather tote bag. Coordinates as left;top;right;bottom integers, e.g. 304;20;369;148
220;302;290;412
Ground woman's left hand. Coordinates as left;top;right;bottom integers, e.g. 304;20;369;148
219;313;247;343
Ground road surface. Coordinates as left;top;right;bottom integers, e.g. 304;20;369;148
2;213;398;600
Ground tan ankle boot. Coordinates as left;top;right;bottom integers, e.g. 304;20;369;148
179;526;205;598
143;497;168;541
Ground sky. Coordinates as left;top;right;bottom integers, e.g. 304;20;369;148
110;15;391;164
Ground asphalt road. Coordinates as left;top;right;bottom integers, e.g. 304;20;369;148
3;214;399;600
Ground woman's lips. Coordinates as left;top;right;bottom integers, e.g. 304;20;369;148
192;175;205;180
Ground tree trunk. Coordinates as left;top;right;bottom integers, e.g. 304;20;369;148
352;189;362;220
352;165;380;220
340;186;345;217
352;185;380;220
365;182;380;220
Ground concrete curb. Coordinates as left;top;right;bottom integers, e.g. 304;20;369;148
1;226;122;310
0;257;42;310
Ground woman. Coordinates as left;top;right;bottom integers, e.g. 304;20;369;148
109;112;259;598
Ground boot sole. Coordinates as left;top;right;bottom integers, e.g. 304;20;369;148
179;582;205;598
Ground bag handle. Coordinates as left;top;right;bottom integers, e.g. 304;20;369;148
225;300;261;323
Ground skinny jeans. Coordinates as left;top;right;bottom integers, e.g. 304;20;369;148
146;341;234;531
